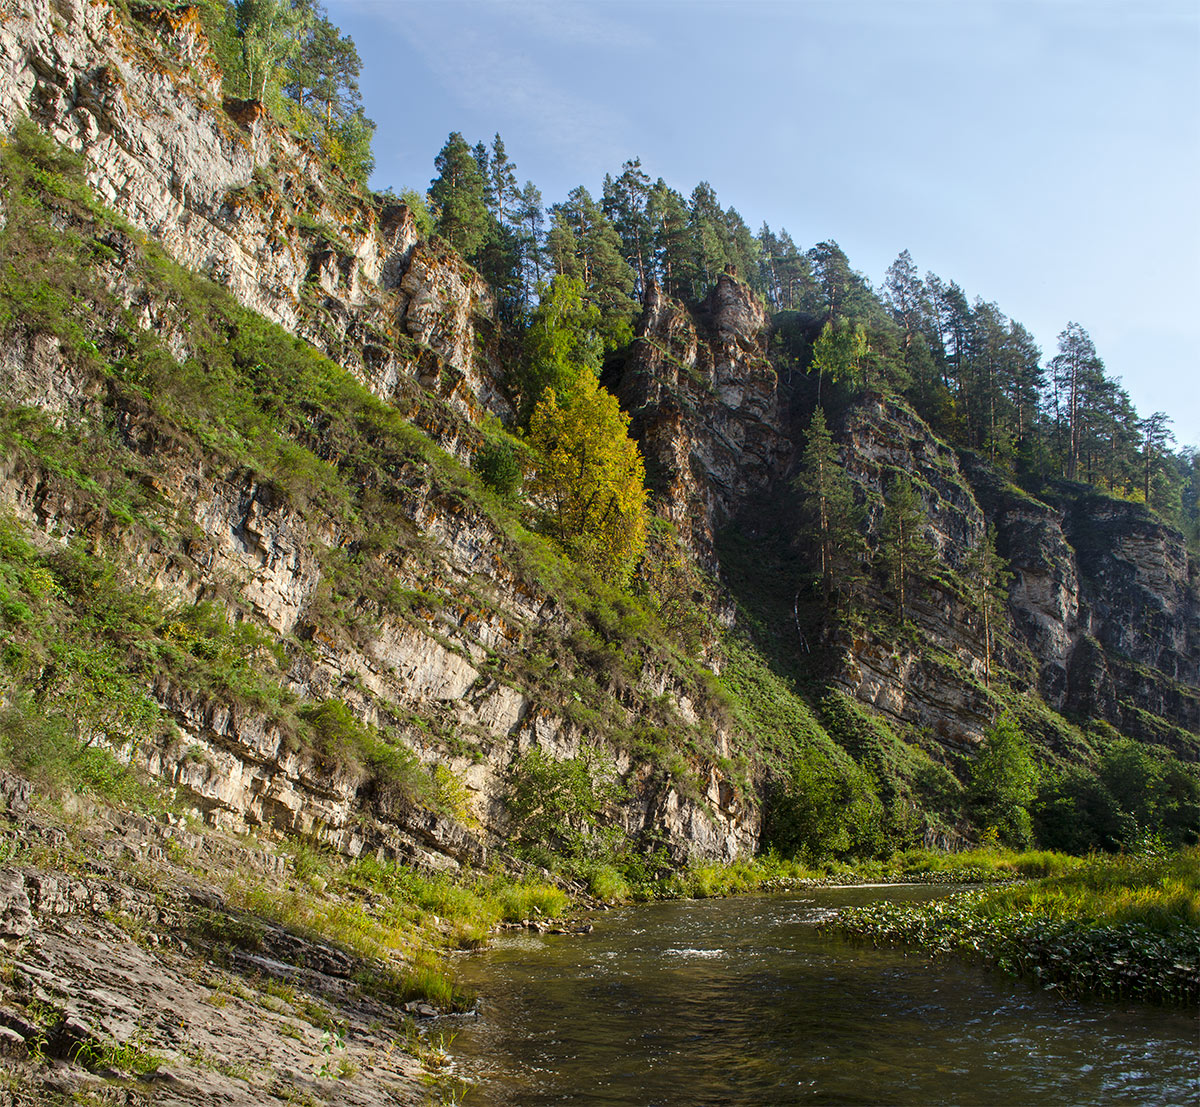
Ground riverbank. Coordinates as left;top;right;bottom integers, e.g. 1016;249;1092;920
827;850;1200;1006
587;844;1083;903
0;766;569;1105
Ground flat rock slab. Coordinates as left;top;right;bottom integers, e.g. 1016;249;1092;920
1;915;427;1105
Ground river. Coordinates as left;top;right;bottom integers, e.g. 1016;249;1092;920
447;884;1198;1106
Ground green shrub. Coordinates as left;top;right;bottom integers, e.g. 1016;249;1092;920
764;745;885;863
505;743;623;861
472;438;523;497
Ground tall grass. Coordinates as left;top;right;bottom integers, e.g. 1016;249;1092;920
831;850;1199;1005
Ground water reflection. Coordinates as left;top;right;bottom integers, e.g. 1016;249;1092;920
450;885;1199;1106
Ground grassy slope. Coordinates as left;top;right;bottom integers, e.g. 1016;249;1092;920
0;120;741;828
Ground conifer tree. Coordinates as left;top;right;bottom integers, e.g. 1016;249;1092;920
806;240;873;324
488;134;519;225
547;186;637;350
878;473;932;626
602;158;652;298
793;407;863;605
646;179;691;298
1049;322;1105;481
513;180;545;307
1141;412;1174;511
965;524;1012;687
429;132;491;258
282;0;362;124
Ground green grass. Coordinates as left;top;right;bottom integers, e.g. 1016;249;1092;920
831;850;1199;1005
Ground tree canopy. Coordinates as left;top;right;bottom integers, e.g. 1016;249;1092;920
528;371;648;580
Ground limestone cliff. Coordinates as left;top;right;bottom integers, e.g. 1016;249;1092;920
613;274;791;572
966;460;1200;750
822;395;998;750
0;0;755;872
805;397;1199;757
0;0;506;430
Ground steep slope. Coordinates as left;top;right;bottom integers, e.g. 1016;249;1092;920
0;121;757;868
615;274;1198;764
0;0;506;431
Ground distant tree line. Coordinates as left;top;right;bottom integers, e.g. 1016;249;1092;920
415;132;1197;551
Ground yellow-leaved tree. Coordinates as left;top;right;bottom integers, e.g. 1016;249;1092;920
528;372;648;581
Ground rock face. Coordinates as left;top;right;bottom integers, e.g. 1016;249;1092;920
822;405;1200;754
0;801;434;1105
0;0;503;427
614;275;791;570
968;460;1200;747
0;0;1194;894
821;395;998;748
0;0;759;869
0;309;756;864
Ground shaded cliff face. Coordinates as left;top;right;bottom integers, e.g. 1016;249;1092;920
818;408;1200;756
822;396;998;750
613;275;791;571
967;459;1200;749
0;0;505;429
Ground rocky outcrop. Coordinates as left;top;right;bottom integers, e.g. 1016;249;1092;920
0;0;503;426
962;462;1081;706
0;420;755;868
819;395;997;748
0;795;434;1105
965;459;1200;750
614;274;791;570
762;396;1200;756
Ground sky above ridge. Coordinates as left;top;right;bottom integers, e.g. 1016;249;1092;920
331;0;1200;447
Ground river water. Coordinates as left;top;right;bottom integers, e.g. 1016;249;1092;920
448;885;1198;1106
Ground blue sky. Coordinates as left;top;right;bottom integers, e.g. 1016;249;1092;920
332;0;1200;447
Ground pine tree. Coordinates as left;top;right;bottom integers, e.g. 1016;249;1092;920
806;240;873;324
547;186;637;350
602;158;652;299
281;0;362;126
429;132;490;258
1001;321;1042;459
646;179;691;298
793;407;863;605
1049;322;1105;481
488;134;519;225
965;525;1012;687
688;181;726;297
878;473;932;626
1141;412;1174;511
513;180;545;308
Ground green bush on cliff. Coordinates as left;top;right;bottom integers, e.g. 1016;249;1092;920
505;743;624;864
